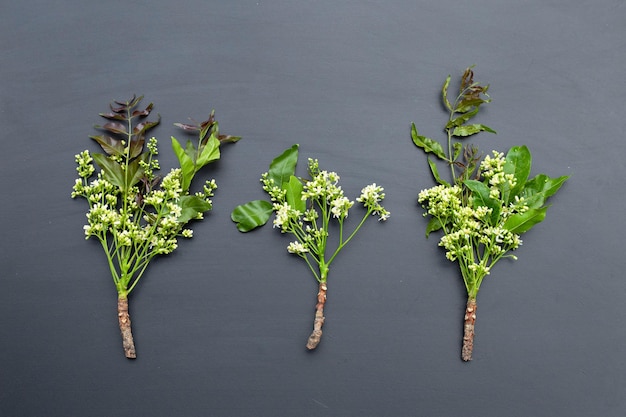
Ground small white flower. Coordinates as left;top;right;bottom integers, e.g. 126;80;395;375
287;241;309;255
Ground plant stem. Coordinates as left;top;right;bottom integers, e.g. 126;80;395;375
461;296;477;361
306;280;328;350
117;293;136;359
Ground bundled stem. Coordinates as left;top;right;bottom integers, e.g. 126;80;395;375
461;296;477;361
306;281;327;350
117;295;136;359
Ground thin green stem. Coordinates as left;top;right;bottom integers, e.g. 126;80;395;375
327;209;371;266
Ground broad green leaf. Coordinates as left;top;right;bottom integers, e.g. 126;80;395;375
268;144;299;188
428;158;449;186
92;153;126;189
178;195;213;223
503;207;547;234
184;138;196;161
285;175;306;212
442;75;452;111
171;136;195;191
503;145;531;203
446;106;479;129
126;154;147;188
463;179;501;224
197;134;221;168
411;124;447;160
231;200;273;232
425;216;443;237
522;174;569;209
455;98;490;114
452;124;496;137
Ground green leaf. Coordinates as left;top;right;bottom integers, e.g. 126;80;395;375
452;124;496;137
452;142;463;162
442;75;452;111
463;179;501;224
455;98;490;114
92;153;126;189
178;195;213;224
171;136;195;191
231;200;274;232
503;207;547;234
446;106;479;129
285;175;306;212
411;124;447;160
427;158;449;186
126;154;147;188
425;216;443;237
503;145;532;202
197;134;221;168
184;138;196;161
522;174;569;209
268;144;299;188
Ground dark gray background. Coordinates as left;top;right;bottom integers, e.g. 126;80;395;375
1;0;624;416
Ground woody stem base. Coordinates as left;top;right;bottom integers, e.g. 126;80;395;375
118;295;137;359
461;296;477;361
306;282;327;350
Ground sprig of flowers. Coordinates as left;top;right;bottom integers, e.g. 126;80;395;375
232;145;389;349
412;68;568;361
261;158;389;280
72;96;239;358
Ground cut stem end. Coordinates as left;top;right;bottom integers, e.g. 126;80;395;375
118;295;137;359
306;282;327;350
461;297;477;362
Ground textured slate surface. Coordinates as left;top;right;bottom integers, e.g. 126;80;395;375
1;1;625;416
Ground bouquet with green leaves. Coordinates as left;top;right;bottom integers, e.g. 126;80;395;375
411;68;568;361
72;96;239;358
232;145;389;349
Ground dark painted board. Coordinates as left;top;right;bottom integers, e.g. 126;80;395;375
1;1;624;416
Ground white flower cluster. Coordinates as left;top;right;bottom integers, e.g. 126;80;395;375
72;149;212;258
480;150;517;199
417;151;528;280
271;201;302;231
418;184;462;220
260;173;287;202
287;241;309;255
356;183;390;221
261;158;389;261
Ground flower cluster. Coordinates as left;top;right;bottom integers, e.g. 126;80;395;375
356;184;390;221
261;157;389;281
418;150;528;284
72;137;217;275
480;151;517;199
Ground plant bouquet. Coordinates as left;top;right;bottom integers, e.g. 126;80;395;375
411;68;568;361
72;96;239;358
231;145;389;349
